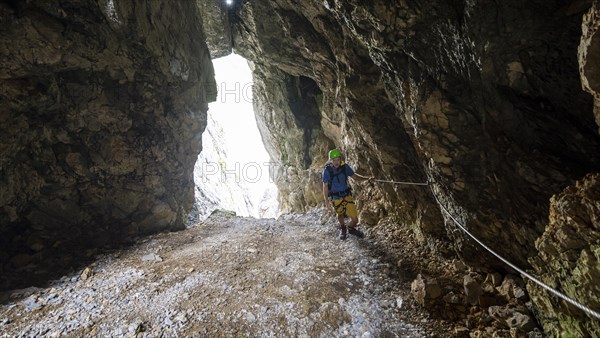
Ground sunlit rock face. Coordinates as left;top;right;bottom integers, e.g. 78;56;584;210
231;1;600;333
528;173;600;336
198;0;233;58
251;66;333;212
0;0;215;288
580;2;600;133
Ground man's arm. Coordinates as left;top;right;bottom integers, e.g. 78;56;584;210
323;183;333;211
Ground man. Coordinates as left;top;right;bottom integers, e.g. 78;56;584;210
322;149;373;240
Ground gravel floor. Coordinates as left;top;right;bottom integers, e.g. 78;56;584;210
0;209;453;337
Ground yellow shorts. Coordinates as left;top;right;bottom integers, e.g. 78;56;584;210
332;195;357;218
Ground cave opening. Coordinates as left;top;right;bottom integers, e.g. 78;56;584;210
192;53;279;221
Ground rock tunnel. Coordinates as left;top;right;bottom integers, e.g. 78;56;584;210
1;0;600;335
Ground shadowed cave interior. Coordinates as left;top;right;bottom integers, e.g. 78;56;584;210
1;0;600;335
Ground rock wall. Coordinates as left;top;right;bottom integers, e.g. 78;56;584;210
251;65;333;212
525;4;600;335
0;0;215;289
580;2;600;133
231;0;600;334
233;0;600;265
234;1;444;243
529;173;600;336
1;0;599;333
197;0;232;59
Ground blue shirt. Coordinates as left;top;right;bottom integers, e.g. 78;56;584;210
322;164;354;199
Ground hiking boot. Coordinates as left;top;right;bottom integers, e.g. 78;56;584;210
348;227;365;238
339;225;347;240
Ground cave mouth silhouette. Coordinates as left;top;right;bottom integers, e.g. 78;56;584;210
192;53;279;222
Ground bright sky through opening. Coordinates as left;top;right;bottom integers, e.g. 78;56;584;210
194;53;278;219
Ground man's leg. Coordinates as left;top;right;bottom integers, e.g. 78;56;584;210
338;213;347;240
334;199;347;240
347;216;364;238
345;197;364;238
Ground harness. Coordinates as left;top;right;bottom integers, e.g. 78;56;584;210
333;195;354;215
325;164;352;199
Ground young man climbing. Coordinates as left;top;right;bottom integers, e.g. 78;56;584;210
322;149;373;240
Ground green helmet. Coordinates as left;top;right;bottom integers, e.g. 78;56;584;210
328;149;342;160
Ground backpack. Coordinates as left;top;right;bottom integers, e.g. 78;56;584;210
325;163;352;198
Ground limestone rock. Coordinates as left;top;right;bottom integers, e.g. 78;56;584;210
80;267;93;281
0;8;599;338
443;291;462;304
0;0;215;290
464;274;482;305
231;0;600;274
497;275;527;303
579;2;600;133
488;305;537;334
197;0;232;58
229;4;600;334
451;259;468;273
506;311;537;332
141;254;163;263
485;272;504;287
411;274;442;306
529;173;600;336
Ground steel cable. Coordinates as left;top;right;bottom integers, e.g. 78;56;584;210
373;177;600;320
373;179;429;186
431;191;600;321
